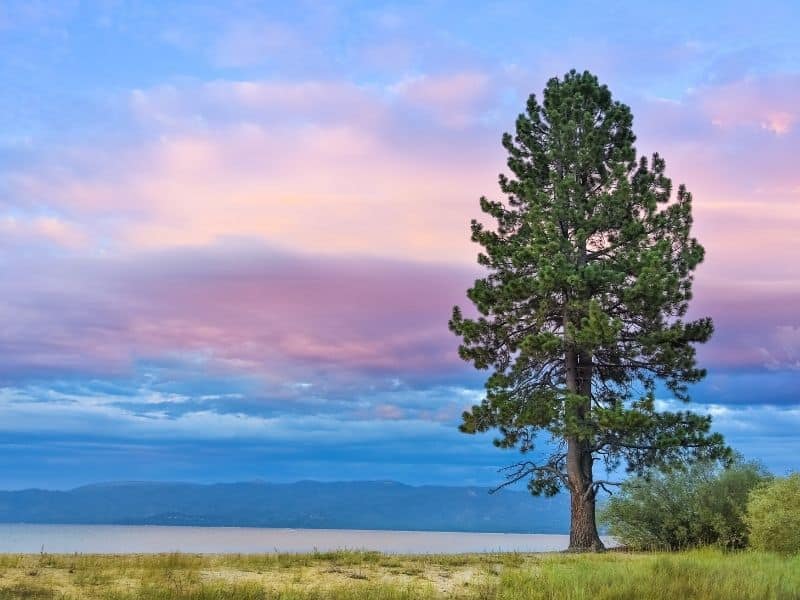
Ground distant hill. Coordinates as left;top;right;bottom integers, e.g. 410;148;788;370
0;481;569;533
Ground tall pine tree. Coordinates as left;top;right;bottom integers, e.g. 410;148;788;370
450;70;728;551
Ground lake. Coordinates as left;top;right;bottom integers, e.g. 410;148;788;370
0;524;614;554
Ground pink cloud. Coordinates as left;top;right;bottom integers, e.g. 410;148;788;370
0;246;474;387
631;75;800;300
635;74;800;202
3;72;799;387
0;240;796;394
764;325;800;371
14;78;502;264
390;72;492;127
374;404;406;420
691;281;800;371
130;80;383;127
0;214;87;249
20;74;797;290
700;75;800;135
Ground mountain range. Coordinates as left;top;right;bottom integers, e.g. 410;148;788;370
0;480;569;533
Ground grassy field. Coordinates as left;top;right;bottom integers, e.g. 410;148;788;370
0;549;797;599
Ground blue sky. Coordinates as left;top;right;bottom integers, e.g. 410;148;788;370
0;0;798;489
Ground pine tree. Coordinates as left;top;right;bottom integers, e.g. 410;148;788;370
450;70;729;551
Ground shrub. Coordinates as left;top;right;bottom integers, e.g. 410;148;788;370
598;458;769;550
745;473;800;554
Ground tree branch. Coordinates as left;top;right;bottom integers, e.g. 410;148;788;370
490;459;569;494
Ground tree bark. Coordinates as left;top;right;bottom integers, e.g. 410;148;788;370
567;440;604;551
564;347;604;551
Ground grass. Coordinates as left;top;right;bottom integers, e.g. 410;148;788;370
0;549;796;599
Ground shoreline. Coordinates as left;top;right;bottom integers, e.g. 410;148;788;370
0;524;617;554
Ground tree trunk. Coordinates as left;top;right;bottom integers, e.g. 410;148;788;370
567;441;604;551
564;347;604;551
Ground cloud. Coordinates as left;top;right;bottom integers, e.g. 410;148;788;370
634;74;800;204
12;70;798;287
0;378;483;458
656;398;800;474
390;72;493;128
0;0;798;489
2;76;798;392
14;72;800;285
700;75;800;135
0;244;477;387
10;77;502;265
763;325;800;371
690;281;800;372
1;70;798;405
629;76;800;317
0;214;86;249
1;381;796;489
130;80;382;128
0;241;795;427
212;19;300;68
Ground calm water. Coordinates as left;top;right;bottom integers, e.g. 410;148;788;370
0;524;614;554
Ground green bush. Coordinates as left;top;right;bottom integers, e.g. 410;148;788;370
746;473;800;554
598;458;769;550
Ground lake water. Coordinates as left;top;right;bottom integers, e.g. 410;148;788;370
0;524;614;554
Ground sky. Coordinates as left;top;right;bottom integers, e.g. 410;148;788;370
0;0;799;490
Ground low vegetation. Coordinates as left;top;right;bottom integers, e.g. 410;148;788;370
746;473;800;554
0;549;798;599
599;458;770;550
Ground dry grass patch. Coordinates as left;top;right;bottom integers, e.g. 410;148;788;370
0;549;795;599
